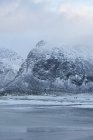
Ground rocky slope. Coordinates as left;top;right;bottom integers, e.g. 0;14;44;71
4;41;93;94
0;48;23;91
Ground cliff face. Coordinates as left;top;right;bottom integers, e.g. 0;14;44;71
5;41;93;94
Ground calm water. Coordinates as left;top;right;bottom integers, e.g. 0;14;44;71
0;103;93;140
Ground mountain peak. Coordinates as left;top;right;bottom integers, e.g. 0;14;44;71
36;40;46;48
0;48;24;71
4;41;93;94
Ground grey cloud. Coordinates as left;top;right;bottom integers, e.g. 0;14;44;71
0;0;93;57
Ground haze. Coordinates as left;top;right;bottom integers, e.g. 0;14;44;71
0;0;93;58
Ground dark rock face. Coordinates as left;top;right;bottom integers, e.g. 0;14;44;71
5;41;93;94
32;58;61;80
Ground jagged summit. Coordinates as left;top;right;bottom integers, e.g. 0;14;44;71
36;40;46;48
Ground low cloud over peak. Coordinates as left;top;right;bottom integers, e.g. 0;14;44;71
0;0;93;57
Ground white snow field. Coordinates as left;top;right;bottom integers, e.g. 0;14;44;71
0;94;93;140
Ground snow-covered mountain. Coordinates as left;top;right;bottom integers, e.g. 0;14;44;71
4;41;93;94
0;48;24;71
0;48;23;90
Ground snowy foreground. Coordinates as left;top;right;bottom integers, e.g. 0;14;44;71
1;93;93;108
0;94;93;140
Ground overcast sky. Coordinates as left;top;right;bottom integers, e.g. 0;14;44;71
0;0;93;58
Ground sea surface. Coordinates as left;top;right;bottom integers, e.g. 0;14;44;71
0;94;93;140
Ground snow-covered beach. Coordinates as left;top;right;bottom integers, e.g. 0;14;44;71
1;93;93;108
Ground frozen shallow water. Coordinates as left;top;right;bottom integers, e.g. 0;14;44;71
0;94;93;140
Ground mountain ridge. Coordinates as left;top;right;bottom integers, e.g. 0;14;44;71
3;40;93;95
